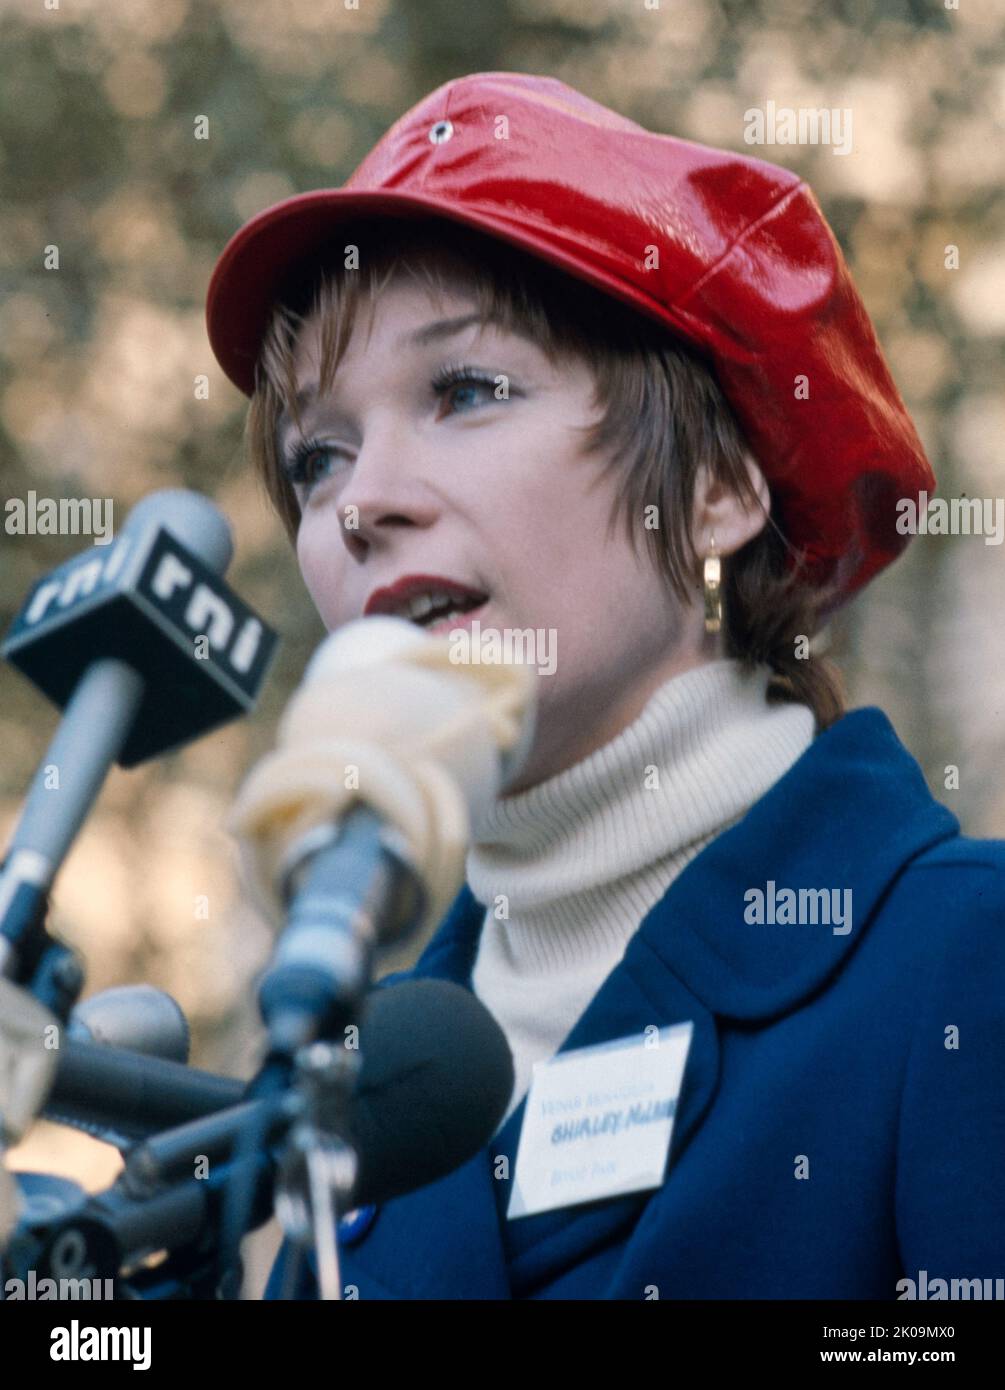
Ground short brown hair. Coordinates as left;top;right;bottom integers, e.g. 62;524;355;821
245;216;845;729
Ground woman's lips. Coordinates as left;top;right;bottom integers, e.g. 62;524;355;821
425;599;490;636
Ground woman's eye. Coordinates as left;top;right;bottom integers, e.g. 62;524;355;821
432;368;500;416
283;368;507;497
282;439;347;494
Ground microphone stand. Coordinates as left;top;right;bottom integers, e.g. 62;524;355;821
2;1112;281;1300
2;801;425;1301
2;1043;364;1300
220;802;426;1300
272;1041;360;1302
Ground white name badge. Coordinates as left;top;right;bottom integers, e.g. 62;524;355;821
507;1021;694;1221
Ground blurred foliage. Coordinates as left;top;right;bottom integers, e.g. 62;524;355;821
0;0;1003;1245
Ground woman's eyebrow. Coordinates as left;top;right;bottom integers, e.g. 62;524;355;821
276;311;521;450
405;311;483;348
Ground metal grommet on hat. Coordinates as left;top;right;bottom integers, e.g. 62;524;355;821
206;70;936;608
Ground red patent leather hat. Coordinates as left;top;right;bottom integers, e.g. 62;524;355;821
206;71;934;606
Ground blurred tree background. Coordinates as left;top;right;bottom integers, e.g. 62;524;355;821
1;0;1003;1293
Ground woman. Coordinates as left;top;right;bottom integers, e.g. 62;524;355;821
206;73;1005;1299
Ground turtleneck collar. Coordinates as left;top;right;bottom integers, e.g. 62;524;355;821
466;659;817;976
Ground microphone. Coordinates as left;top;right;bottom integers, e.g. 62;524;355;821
220;615;534;1291
229;615;537;1064
67;984;190;1063
0;983;205;1153
42;1041;243;1145
0;489;278;986
122;978;514;1208
343;977;514;1209
42;985;207;1149
4;981;513;1292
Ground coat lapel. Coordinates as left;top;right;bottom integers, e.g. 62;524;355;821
347;707;960;1298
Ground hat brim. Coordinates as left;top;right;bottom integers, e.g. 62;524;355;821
205;187;706;399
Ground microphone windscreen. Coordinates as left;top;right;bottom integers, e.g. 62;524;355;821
349;977;514;1208
228;615;537;940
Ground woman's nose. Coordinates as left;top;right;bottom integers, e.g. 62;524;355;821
337;428;438;552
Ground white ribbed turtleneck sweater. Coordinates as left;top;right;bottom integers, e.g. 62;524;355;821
465;659;817;1128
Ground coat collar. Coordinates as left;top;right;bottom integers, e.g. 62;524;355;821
412;706;958;1017
349;706;960;1297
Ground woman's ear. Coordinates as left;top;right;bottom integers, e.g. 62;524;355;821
693;451;771;557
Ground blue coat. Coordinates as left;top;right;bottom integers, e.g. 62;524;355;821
264;706;1005;1299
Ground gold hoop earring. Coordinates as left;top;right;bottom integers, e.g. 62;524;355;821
703;534;722;634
